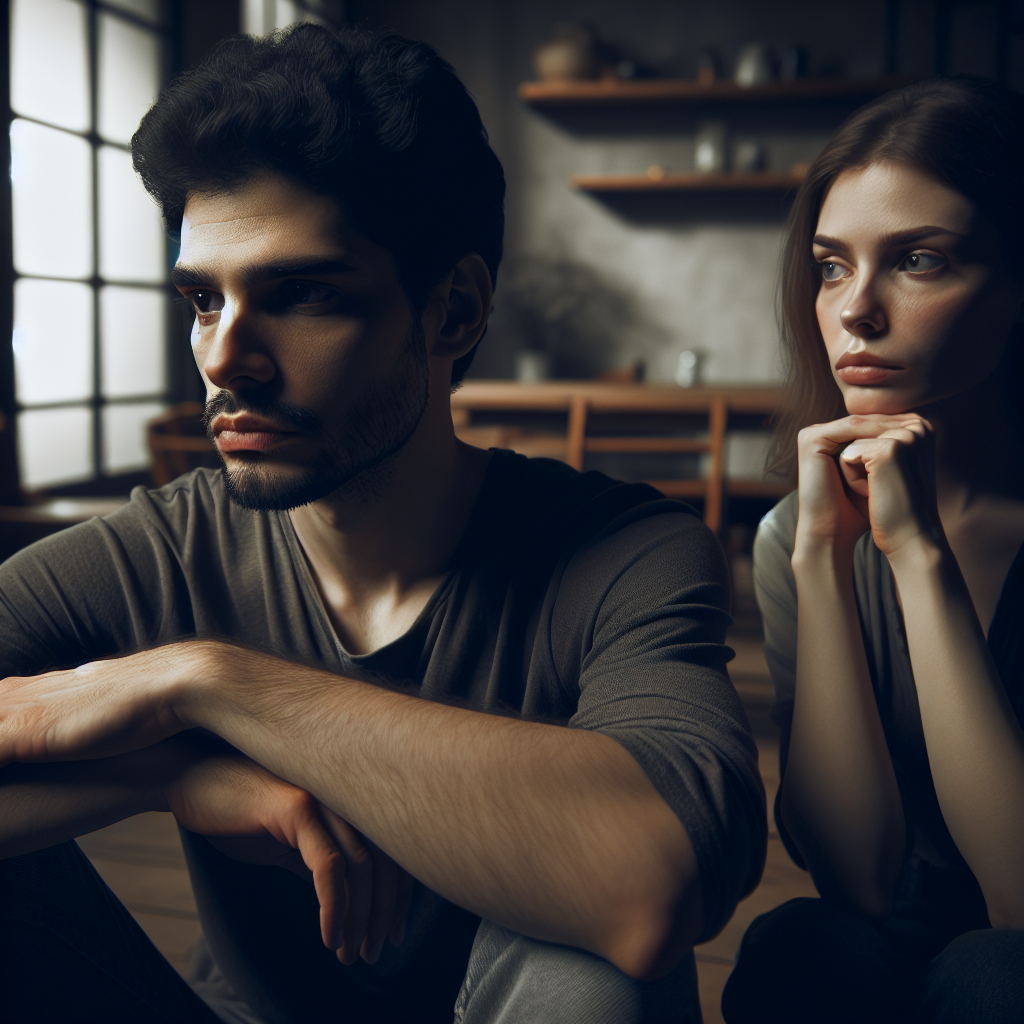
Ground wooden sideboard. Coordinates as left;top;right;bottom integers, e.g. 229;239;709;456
451;381;787;533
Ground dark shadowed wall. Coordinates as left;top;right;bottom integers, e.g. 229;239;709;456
347;0;1019;385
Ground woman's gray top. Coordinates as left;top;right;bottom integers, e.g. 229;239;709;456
754;491;1024;914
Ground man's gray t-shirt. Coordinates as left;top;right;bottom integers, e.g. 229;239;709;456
1;451;765;994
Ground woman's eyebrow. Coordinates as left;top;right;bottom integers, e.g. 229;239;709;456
812;226;967;251
878;225;967;246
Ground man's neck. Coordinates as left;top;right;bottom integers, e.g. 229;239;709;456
287;389;492;655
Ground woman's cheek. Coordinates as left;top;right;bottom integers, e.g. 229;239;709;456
815;290;847;362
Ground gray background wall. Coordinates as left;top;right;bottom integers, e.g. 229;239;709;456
348;0;1019;385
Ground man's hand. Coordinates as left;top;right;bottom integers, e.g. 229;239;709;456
0;645;199;767
165;738;413;964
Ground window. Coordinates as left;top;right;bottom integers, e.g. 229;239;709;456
241;0;342;35
8;0;168;491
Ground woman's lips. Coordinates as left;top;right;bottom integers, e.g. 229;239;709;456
216;430;301;453
836;365;902;385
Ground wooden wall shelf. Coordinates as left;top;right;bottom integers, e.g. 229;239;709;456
519;76;908;107
571;172;804;193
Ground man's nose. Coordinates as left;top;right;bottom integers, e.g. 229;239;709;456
200;305;277;392
839;272;888;338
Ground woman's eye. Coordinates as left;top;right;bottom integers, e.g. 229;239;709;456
900;252;946;274
820;261;848;282
280;281;336;307
190;290;224;314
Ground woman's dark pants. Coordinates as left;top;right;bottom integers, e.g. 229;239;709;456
721;896;1024;1024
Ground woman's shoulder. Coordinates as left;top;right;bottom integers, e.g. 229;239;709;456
753;490;799;566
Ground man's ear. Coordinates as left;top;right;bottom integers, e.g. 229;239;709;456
424;252;494;361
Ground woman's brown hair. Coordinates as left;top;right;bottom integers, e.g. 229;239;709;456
769;75;1024;482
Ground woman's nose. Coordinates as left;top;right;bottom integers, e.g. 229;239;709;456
839;277;888;338
200;307;277;391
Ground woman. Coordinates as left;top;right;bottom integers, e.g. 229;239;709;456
722;76;1023;1023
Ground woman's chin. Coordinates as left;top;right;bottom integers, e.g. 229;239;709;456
842;390;917;416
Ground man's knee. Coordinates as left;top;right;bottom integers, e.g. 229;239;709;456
454;920;700;1024
923;928;1024;1024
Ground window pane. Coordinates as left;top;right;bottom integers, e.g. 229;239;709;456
98;146;166;283
103;401;164;472
13;280;94;405
18;406;93;489
101;0;164;25
11;120;93;279
100;286;166;397
97;12;161;144
10;0;90;133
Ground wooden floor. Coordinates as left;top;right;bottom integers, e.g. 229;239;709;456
78;629;816;1024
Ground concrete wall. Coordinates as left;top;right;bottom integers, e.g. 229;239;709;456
349;1;1013;384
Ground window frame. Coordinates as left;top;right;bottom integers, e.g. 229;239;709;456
3;0;175;497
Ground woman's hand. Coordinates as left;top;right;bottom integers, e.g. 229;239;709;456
795;414;939;558
838;416;942;559
164;740;413;964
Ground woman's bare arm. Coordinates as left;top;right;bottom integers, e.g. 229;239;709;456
786;415;1024;927
786;540;906;916
879;523;1024;928
780;418;913;916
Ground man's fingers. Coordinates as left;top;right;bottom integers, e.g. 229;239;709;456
294;814;347;950
319;807;374;965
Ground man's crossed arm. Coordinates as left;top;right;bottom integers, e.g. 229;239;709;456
0;640;702;980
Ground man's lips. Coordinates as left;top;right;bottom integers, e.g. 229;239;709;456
212;415;304;453
835;352;903;385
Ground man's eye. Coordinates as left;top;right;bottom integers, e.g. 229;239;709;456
280;281;336;307
900;252;946;274
190;290;224;314
820;261;848;282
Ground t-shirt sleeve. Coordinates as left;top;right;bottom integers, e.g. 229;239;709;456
555;509;767;943
751;491;806;867
0;487;198;679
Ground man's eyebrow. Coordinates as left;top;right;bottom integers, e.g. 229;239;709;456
812;226;967;250
170;258;357;289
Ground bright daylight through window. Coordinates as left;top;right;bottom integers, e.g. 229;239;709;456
9;0;167;490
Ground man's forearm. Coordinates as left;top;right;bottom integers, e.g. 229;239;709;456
177;646;702;979
0;743;180;859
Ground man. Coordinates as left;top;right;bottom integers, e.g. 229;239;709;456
0;25;765;1024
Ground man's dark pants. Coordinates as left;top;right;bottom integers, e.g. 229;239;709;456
1;838;702;1023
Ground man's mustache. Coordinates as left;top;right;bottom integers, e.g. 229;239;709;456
202;390;321;436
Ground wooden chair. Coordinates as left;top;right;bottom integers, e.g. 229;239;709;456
147;403;218;487
451;382;783;534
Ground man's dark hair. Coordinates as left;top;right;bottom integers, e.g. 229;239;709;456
132;24;505;385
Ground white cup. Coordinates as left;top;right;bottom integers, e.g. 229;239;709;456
675;350;702;388
515;350;551;382
735;43;774;87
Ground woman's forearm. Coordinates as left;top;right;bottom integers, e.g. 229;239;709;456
0;744;180;859
888;539;1024;928
785;542;905;916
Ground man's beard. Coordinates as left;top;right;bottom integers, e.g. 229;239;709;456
203;320;430;512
